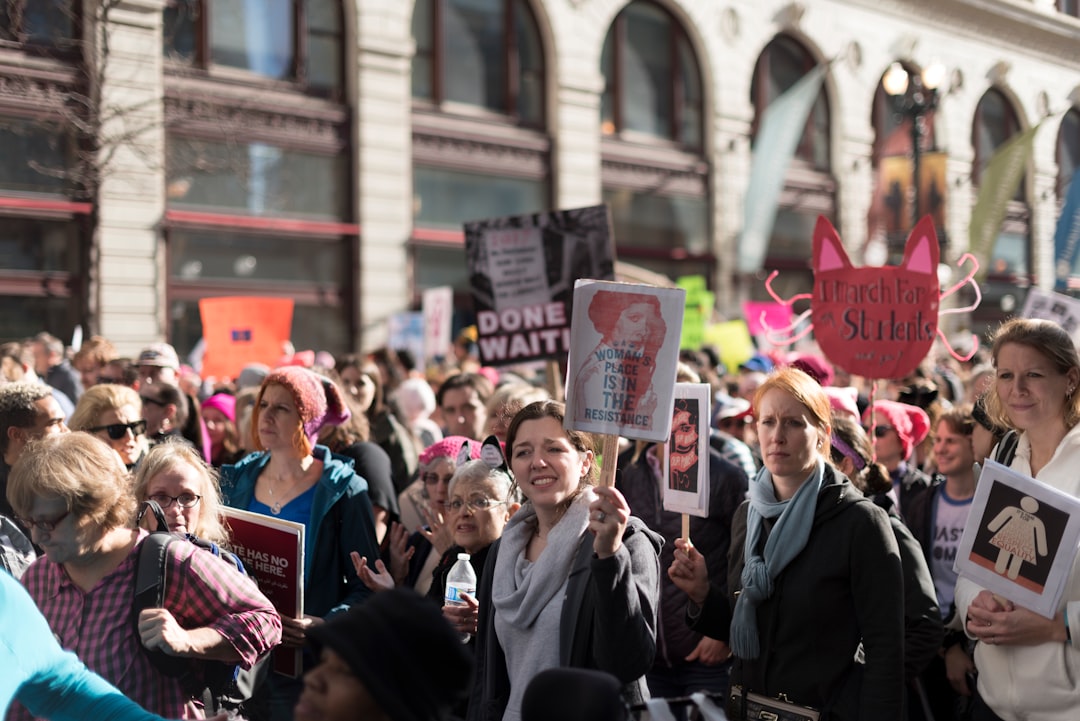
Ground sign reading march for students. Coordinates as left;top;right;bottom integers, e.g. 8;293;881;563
464;205;615;366
564;280;685;442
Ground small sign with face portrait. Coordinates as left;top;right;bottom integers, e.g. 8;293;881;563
663;383;711;518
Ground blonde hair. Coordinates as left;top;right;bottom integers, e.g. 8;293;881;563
132;440;230;545
8;432;136;532
69;384;142;431
986;318;1080;430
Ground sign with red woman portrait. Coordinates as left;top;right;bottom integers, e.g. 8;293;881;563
565;280;685;442
663;383;711;518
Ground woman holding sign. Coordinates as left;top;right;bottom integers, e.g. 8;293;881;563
467;400;662;721
955;318;1080;721
221;367;380;721
669;367;904;720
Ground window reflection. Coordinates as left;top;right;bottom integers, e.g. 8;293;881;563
169;230;346;285
212;0;293;79
0;117;72;195
167;138;347;220
413;166;547;229
603;188;708;255
1;0;74;45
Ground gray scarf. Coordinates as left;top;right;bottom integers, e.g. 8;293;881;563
730;458;824;659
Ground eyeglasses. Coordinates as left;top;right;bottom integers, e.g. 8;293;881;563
447;497;505;513
140;396;167;408
148;493;202;509
88;420;147;440
18;509;72;533
872;426;894;439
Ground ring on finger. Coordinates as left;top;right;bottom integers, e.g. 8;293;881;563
595;511;606;522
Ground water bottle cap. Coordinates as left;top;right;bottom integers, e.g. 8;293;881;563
457;553;471;562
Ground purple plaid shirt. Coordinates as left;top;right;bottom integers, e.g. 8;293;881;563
13;530;281;720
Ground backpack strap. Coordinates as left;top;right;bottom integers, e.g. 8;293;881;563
994;430;1019;466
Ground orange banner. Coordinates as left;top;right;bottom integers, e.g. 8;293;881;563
198;297;294;380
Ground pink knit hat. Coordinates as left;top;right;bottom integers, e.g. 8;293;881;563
862;400;930;459
201;393;237;423
419;435;482;468
262;366;351;443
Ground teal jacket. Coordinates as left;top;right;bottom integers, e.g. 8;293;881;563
221;445;379;618
2;569;168;721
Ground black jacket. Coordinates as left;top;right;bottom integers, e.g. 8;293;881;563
692;466;904;721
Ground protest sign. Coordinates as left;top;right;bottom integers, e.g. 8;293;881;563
422;286;454;362
388;311;425;369
1020;287;1080;342
464;204;615;366
955;459;1080;619
564;280;685;443
705;320;755;374
741;301;792;338
677;276;713;350
223;508;305;677
663;383;711;518
199;297;294;380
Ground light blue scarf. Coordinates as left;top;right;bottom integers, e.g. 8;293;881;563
730;458;825;659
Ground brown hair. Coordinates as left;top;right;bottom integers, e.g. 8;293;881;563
505;400;598;493
8;432;137;532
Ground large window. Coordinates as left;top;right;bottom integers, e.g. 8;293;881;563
600;2;702;148
1059;0;1079;17
410;0;551;310
599;1;709;282
1058;109;1079;201
751;35;830;171
0;1;76;48
163;0;343;98
412;0;544;126
746;34;834;302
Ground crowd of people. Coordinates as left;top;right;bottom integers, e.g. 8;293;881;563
0;318;1077;721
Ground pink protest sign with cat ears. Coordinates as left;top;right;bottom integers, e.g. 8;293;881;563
759;215;979;380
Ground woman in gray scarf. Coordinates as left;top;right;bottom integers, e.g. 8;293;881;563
669;367;904;720
467;400;662;721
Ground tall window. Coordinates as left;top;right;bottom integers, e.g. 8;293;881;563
412;0;544;126
0;1;76;48
411;0;550;319
164;1;354;355
751;35;830;171
747;34;834;304
601;2;703;148
1059;0;1079;17
1058;109;1080;282
163;0;343;98
599;1;709;282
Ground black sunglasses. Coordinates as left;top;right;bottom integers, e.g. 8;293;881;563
88;419;147;440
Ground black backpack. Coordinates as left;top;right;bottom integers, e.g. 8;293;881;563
133;500;264;715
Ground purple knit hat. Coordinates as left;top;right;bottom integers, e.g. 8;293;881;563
262;366;351;443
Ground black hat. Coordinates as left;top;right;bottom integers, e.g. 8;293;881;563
307;588;472;721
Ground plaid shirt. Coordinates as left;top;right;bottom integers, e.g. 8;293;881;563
14;529;281;720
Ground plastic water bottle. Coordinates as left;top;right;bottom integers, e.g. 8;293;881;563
444;552;477;643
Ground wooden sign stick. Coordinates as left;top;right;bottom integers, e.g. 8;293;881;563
546;359;564;402
599;433;619;488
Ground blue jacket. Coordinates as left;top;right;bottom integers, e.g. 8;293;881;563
221;445;379;618
1;570;167;721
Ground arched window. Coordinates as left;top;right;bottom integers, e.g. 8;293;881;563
410;0;551;322
1058;109;1080;201
751;35;830;171
412;0;544;127
600;2;702;148
163;0;354;355
972;88;1029;278
599;1;709;282
163;0;343;99
746;34;834;302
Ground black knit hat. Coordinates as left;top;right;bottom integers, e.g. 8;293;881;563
307;588;472;721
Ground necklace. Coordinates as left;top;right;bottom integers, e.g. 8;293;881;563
267;474;303;515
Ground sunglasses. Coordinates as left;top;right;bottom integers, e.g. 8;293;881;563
872;426;894;439
88;419;147;440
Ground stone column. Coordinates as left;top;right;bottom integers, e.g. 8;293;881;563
93;0;166;356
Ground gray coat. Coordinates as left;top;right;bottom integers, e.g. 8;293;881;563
467;516;663;721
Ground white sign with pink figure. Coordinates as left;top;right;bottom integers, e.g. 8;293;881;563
954;459;1080;619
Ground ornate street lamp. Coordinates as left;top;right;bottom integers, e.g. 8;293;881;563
882;61;946;225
